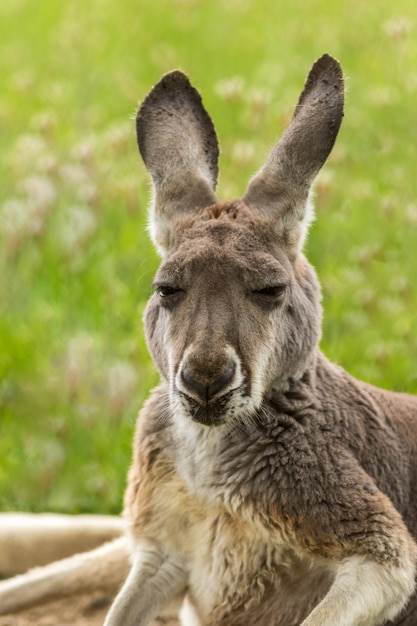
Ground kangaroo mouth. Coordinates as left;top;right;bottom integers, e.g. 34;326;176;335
178;389;235;426
192;405;227;426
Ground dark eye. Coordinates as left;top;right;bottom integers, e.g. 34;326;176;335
253;285;287;298
156;285;182;298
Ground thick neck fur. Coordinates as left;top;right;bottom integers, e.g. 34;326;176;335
168;355;320;503
162;350;417;542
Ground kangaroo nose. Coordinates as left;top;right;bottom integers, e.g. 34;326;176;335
181;365;235;402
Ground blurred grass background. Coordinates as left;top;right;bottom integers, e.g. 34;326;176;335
0;0;416;514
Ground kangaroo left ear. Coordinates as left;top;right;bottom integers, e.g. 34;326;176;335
137;71;220;256
243;54;344;251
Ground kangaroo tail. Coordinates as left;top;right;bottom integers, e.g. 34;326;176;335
0;536;129;615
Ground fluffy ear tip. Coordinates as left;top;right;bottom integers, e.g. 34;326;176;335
315;53;342;72
156;69;192;88
297;53;344;115
312;52;343;76
135;70;194;157
310;54;344;91
136;70;192;120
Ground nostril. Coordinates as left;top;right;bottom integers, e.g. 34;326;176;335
207;366;235;400
181;369;206;401
180;365;236;402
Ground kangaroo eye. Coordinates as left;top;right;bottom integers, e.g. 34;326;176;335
253;285;287;298
156;285;181;298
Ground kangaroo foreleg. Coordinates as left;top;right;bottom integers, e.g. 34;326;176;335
104;541;187;626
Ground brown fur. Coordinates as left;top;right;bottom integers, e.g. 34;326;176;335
104;55;417;626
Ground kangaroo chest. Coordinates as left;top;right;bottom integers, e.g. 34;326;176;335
181;506;332;626
167;418;334;625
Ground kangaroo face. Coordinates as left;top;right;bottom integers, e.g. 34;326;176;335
144;201;321;426
138;55;343;427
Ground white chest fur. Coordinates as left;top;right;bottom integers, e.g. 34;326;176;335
168;416;332;625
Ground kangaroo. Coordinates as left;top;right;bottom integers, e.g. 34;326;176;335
103;54;417;626
0;55;416;626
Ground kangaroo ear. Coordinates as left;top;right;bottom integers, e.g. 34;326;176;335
137;71;219;255
243;54;344;251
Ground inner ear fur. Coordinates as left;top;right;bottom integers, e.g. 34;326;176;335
243;54;344;250
136;71;220;254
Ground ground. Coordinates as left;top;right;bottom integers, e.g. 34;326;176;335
0;593;179;626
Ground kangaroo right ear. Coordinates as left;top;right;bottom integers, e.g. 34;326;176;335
137;71;219;255
243;54;344;252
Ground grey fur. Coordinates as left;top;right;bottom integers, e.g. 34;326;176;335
106;55;417;626
137;71;219;254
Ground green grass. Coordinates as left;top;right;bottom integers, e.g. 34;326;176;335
1;0;416;514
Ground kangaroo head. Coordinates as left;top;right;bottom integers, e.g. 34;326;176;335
138;55;344;427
